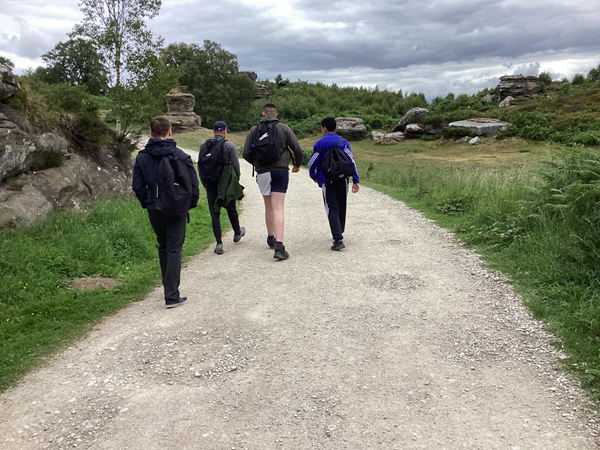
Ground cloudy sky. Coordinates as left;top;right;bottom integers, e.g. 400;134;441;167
1;0;599;99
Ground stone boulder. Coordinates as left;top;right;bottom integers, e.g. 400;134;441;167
277;79;289;87
383;132;405;142
391;107;429;132
164;87;201;132
499;96;514;107
335;117;366;141
0;65;21;102
448;118;511;136
0;152;132;228
371;131;385;140
494;75;540;101
405;124;424;139
468;137;481;146
482;94;494;103
255;84;272;99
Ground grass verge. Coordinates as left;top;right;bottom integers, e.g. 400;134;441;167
356;144;600;399
0;192;216;392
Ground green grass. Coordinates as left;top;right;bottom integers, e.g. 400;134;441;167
0;191;217;391
355;144;600;398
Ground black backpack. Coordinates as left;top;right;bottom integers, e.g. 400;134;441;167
198;138;227;182
322;138;355;181
154;151;193;215
250;120;282;164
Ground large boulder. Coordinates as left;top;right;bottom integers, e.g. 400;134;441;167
335;117;366;141
0;65;21;102
383;132;405;142
0;126;68;181
448;118;511;136
499;96;514;107
405;124;424;139
494;75;540;101
164;87;201;132
391;107;429;132
0;152;132;228
255;84;272;99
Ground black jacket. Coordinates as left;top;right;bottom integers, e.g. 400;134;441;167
132;138;200;210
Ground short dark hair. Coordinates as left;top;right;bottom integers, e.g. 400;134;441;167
321;117;336;132
150;116;171;138
263;103;277;117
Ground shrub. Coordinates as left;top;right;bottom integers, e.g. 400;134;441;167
539;71;552;86
572;74;586;85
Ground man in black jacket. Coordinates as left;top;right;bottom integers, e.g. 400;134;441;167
132;116;200;309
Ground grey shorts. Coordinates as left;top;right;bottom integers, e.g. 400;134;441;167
256;170;289;196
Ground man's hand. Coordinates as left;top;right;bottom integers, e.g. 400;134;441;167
292;166;300;173
352;183;360;193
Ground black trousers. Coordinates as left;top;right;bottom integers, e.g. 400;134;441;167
147;208;187;301
322;179;349;241
205;182;240;244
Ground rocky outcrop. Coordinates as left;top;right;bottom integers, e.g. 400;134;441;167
335;117;366;141
164;87;201;133
383;132;405;142
0;152;131;227
494;75;540;101
405;124;425;139
255;84;272;99
391;107;430;132
241;71;258;82
0;65;21;102
448;118;511;136
0;115;68;180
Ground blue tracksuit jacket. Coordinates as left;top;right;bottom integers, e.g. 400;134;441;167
308;133;360;187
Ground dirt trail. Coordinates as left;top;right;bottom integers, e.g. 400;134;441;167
1;161;598;449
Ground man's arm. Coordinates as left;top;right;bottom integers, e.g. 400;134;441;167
343;141;360;185
281;124;304;168
307;150;320;181
132;157;148;208
242;127;255;165
227;141;241;179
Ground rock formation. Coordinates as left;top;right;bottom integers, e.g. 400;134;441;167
335;117;366;141
164;87;201;132
494;75;540;101
499;96;514;107
0;65;21;102
391;107;430;132
448;118;511;136
241;71;258;82
255;84;272;99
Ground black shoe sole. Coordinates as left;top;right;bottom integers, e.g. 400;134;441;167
331;243;345;251
273;251;289;260
166;298;188;309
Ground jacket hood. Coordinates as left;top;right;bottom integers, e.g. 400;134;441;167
313;133;345;153
143;138;177;156
259;116;280;123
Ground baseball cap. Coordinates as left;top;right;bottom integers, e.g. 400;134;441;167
213;121;229;131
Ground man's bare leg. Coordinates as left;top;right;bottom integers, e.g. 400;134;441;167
263;195;275;237
270;192;286;243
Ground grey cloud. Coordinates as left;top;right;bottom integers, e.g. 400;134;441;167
512;62;541;76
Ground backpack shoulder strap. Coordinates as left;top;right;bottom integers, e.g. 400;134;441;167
334;137;344;149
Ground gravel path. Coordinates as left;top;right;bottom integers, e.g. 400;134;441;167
1;161;599;449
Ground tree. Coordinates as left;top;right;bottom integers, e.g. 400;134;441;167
0;56;14;69
71;0;177;132
163;41;256;125
71;0;163;88
538;71;552;86
572;73;585;85
587;63;600;82
41;39;108;95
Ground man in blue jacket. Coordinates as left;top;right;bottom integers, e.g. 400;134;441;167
308;117;360;251
132;116;200;308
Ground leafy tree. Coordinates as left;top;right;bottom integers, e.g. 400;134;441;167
538;71;552;86
0;56;14;69
163;41;256;125
71;0;163;88
275;74;283;84
587;63;600;82
572;73;585;85
40;39;108;95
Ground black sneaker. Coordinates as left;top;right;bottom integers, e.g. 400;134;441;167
331;240;345;251
273;243;289;261
233;227;246;243
214;243;224;254
166;297;187;309
267;235;276;249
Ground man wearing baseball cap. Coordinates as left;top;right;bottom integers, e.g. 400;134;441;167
198;121;245;254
